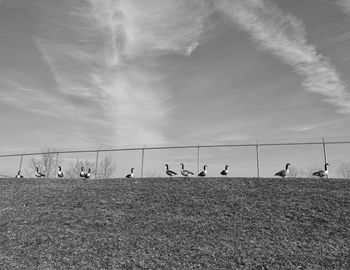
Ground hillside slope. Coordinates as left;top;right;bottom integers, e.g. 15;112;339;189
0;177;349;269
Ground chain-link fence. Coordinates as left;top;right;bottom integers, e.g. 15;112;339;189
1;138;349;179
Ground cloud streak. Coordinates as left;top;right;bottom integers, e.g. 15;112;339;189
111;0;215;57
216;0;350;113
336;0;350;13
31;0;220;145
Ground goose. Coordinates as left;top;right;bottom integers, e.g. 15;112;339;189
126;168;135;178
34;167;45;178
80;167;85;178
165;164;177;177
57;166;64;178
313;163;329;178
220;165;229;176
180;163;194;177
274;163;291;178
15;170;24;178
198;165;207;177
84;168;91;179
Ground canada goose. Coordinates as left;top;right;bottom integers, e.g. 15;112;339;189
198;165;207;177
274;163;291;178
220;165;229;176
34;167;45;177
180;163;194;177
313;163;329;178
80;167;85;178
15;170;23;178
165;164;177;177
58;166;64;178
126;168;135;178
84;168;91;179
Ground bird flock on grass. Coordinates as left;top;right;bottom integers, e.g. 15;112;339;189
274;162;329;178
274;163;291;178
126;168;135;178
312;163;329;178
58;166;64;178
80;167;91;179
15;170;23;178
34;167;45;178
12;162;330;179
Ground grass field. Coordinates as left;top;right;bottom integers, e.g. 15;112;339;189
0;177;349;269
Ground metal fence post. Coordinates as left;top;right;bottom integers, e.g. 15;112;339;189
141;145;146;178
256;142;260;178
95;151;99;179
55;153;59;178
322;137;327;164
18;155;23;172
197;145;200;175
322;137;328;178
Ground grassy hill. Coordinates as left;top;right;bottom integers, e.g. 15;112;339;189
0;177;349;269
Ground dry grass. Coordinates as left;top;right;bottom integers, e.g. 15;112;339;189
0;177;349;269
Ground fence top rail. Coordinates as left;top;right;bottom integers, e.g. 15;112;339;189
1;140;350;158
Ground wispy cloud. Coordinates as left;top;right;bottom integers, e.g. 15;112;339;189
336;0;350;13
0;78;78;118
286;125;315;132
31;0;219;145
216;0;350;113
112;0;215;57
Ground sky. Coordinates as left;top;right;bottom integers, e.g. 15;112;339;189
1;0;350;177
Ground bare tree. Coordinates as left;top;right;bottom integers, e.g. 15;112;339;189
64;157;116;179
29;148;62;178
336;163;350;178
288;166;299;178
25;152;117;179
97;156;117;179
65;159;95;179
